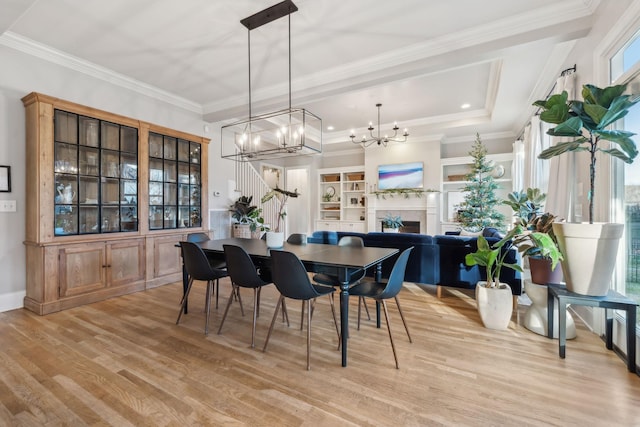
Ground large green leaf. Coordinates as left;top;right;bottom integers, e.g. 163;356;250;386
547;116;583;137
569;101;598;129
599;95;639;128
583;103;607;126
594;129;638;159
599;148;636;164
538;141;587;159
588;84;627;108
539;103;570;124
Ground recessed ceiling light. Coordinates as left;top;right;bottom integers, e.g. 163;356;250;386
327;125;334;131
461;103;471;109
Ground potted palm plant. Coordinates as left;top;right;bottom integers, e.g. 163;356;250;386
535;83;639;295
503;188;563;284
465;233;523;330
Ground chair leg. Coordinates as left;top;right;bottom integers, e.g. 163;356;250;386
215;278;220;309
382;300;399;369
437;285;443;298
236;286;245;317
176;277;195;325
300;300;305;330
204;280;213;335
263;295;284;352
328;294;340;349
361;296;371;320
281;298;290;326
357;296;364;330
217;285;237;335
394;296;412;343
251;288;259;348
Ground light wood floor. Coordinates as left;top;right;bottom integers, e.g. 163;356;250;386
1;279;639;426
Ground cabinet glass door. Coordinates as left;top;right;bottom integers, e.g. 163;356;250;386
54;110;138;236
148;133;201;229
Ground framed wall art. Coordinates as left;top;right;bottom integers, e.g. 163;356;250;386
0;165;10;192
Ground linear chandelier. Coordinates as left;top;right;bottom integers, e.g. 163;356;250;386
350;103;409;147
221;0;322;161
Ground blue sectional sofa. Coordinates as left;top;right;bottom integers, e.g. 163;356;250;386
308;229;522;297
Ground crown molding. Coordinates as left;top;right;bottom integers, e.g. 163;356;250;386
0;31;203;114
442;131;517;145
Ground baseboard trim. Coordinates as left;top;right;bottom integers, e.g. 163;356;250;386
0;290;27;313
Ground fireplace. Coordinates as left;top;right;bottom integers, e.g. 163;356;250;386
381;220;420;234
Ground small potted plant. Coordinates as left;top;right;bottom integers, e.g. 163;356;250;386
230;195;257;238
381;214;403;233
247;207;270;239
465;233;523;330
535;83;639;295
503;188;563;284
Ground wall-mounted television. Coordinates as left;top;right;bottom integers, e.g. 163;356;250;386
378;161;424;190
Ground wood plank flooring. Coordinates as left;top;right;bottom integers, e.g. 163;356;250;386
0;279;639;426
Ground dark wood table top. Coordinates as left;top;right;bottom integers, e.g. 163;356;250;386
198;237;398;270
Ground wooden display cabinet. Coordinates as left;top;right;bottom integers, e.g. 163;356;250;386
22;93;209;314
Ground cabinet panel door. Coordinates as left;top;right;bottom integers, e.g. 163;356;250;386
315;220;340;232
154;235;182;278
108;239;145;287
59;243;106;297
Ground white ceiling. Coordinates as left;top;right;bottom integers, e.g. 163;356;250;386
1;0;599;150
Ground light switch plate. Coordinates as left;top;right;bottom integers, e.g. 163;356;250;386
0;200;17;212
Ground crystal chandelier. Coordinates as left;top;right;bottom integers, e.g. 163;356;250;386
221;0;322;161
350;103;409;147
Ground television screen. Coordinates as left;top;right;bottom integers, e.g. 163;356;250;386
378;162;424;190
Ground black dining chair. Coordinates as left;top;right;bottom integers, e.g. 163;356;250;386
263;250;340;370
286;233;307;245
219;244;288;347
176;241;228;335
348;247;414;369
186;232;226;309
312;235;371;320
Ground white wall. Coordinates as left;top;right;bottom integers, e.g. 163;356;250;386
0;45;208;311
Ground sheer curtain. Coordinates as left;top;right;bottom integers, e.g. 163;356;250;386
544;72;577;221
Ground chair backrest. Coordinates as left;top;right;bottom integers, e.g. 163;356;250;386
378;247;414;300
180;241;223;281
270;250;322;300
187;232;210;243
338;235;364;248
286;233;307;245
223;244;268;288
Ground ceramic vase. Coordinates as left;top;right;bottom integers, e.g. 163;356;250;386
475;281;513;330
552;222;623;296
266;231;285;248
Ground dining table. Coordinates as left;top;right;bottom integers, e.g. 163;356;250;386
195;237;399;367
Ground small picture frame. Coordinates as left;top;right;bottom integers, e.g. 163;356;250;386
0;165;10;192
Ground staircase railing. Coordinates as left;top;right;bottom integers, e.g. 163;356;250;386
235;162;280;234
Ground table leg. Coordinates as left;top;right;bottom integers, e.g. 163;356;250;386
375;262;382;328
627;306;637;374
340;268;349;367
605;308;613;350
558;297;566;359
547;288;554;339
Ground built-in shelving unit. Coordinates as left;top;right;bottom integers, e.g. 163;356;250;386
316;167;366;233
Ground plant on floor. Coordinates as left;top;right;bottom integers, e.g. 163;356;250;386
458;133;506;231
247;207;270;233
535;83;640;223
503;188;563;270
465;234;523;288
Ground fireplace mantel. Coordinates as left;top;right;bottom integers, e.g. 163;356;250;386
367;193;439;235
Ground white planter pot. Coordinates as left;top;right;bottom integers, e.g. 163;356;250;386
523;279;576;339
266;231;285;248
383;228;399;233
475;281;513;330
552;222;623;296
